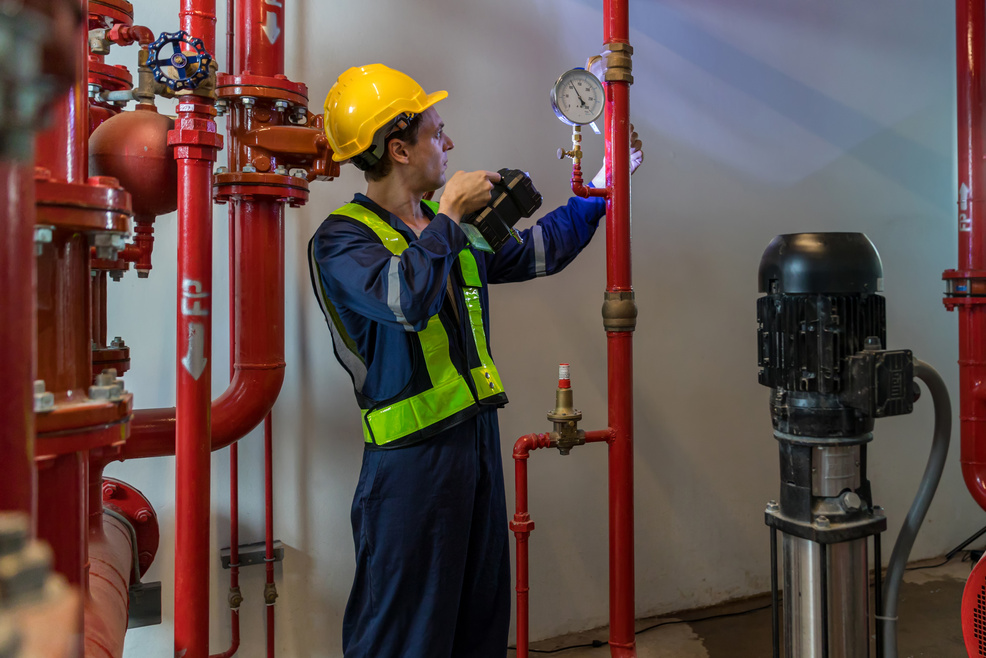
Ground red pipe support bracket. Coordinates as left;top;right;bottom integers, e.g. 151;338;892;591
947;0;986;512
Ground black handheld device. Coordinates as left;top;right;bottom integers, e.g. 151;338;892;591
461;168;543;251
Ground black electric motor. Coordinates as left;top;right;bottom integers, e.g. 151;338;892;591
757;233;914;658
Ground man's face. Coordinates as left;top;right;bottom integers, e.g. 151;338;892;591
404;107;454;191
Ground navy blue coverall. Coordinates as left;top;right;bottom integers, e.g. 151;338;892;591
309;192;606;657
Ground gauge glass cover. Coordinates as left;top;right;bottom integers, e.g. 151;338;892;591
550;68;604;126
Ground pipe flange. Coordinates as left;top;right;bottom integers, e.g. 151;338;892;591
602;290;637;332
213;171;310;207
88;60;134;95
102;478;159;578
215;73;309;107
34;172;132;234
89;0;135;27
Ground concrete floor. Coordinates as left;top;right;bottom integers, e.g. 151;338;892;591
508;556;970;657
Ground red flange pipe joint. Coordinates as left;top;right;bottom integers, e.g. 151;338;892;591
87;0;137;134
946;0;986;513
30;4;137;658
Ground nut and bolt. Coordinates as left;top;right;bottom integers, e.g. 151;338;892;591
840;491;863;512
274;100;290;112
274;166;288;175
135;509;153;524
215;166;228;175
34;226;52;255
110;336;126;349
242;164;257;173
288;168;308;179
88;83;102;99
240;96;256;109
109;270;124;282
816;515;831;528
102;482;119;499
33;381;54;413
290;107;307;124
92;232;127;261
89;368;125;402
215;100;228;116
765;500;780;513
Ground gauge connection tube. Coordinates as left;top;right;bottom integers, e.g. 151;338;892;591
757;233;915;658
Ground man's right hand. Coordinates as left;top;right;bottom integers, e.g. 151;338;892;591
438;170;501;224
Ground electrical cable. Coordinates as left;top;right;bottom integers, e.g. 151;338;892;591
880;359;951;658
508;602;772;654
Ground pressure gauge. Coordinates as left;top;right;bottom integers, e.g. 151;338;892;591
550;68;604;126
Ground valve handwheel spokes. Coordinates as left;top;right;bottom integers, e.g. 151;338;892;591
147;31;212;92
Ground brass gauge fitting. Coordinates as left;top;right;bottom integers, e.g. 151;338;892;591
547;364;586;455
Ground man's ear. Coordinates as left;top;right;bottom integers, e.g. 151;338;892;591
388;138;411;165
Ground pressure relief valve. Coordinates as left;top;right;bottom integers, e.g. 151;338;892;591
547;363;585;455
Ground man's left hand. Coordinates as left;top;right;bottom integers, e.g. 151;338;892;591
591;124;644;188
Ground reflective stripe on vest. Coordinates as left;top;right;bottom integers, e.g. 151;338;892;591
330;201;505;446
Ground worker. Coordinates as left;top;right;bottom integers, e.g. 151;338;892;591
309;63;643;657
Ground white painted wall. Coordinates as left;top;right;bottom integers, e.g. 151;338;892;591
105;1;975;655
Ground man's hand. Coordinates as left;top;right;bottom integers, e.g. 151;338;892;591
591;124;644;188
439;170;501;224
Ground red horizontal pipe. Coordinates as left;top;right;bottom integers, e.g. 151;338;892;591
0;161;37;518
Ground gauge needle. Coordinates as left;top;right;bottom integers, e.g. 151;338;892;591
571;84;587;108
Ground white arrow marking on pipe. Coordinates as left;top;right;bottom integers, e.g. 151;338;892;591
262;11;280;44
182;322;208;380
961;183;971;211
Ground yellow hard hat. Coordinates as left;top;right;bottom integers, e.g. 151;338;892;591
323;64;448;168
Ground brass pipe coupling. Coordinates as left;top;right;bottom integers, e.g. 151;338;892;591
602;290;637;332
588;42;634;85
547;364;586;455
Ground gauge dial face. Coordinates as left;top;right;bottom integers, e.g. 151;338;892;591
550;68;604;126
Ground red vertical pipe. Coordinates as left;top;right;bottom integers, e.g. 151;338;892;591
602;0;635;655
265;413;275;658
0;162;37;518
36;231;93;398
958;0;984;272
237;0;283;76
514;454;532;658
37;453;87;586
174;152;215;658
173;1;217;656
954;0;986;512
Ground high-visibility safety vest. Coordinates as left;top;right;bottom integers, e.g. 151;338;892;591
310;200;508;448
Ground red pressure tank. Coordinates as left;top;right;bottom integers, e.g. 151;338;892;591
89;103;178;218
